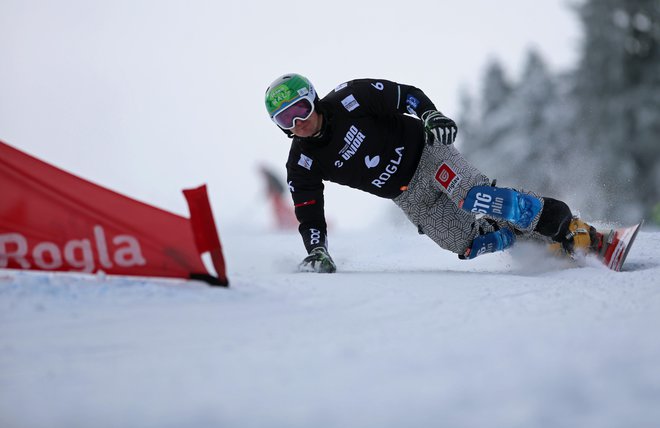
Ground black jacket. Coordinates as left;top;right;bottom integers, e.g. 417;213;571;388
286;78;437;253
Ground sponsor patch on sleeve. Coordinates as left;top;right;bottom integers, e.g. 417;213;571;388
334;82;348;92
435;162;462;195
298;153;313;170
341;94;360;112
406;94;420;115
406;95;419;109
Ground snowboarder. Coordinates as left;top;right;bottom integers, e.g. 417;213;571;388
264;73;602;273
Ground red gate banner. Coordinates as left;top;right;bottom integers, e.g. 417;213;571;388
0;140;228;286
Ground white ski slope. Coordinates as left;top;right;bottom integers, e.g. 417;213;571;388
1;225;659;428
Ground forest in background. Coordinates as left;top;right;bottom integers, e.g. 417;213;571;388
459;0;659;225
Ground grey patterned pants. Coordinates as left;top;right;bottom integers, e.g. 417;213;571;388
393;143;544;255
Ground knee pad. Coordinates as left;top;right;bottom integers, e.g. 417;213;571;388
460;227;515;260
461;186;542;230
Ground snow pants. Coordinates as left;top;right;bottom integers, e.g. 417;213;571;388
392;142;544;255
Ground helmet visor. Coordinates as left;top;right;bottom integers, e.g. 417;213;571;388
271;98;314;130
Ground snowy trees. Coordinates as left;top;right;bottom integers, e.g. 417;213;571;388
460;50;585;203
574;0;660;222
459;0;660;223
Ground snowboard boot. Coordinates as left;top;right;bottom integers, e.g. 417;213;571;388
548;217;603;257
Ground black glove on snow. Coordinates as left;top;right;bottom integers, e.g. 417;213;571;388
299;247;336;273
421;110;458;145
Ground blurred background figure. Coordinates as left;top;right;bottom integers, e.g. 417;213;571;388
258;164;297;230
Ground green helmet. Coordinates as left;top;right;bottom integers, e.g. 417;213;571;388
265;73;317;118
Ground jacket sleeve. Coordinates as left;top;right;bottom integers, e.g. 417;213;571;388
341;79;438;118
286;143;329;254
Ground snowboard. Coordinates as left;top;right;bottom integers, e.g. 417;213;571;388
598;221;643;272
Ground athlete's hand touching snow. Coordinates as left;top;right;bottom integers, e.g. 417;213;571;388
299;247;336;273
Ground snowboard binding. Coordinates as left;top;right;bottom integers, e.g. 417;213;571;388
549;218;643;271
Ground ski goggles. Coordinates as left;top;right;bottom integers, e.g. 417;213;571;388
271;97;314;130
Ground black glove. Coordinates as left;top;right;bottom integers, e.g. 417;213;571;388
299;247;336;273
421;110;457;145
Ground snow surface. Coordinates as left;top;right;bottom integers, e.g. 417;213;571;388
1;224;660;428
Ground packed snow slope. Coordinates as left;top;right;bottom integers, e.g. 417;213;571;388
1;224;659;428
